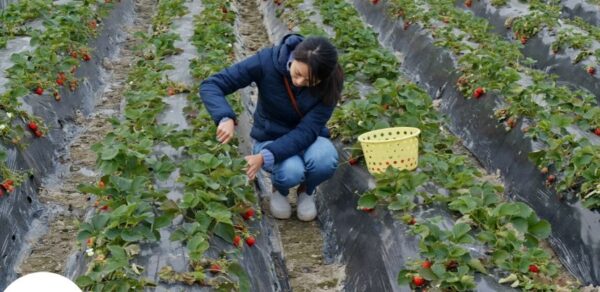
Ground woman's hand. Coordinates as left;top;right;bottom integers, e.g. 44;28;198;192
244;153;264;180
216;119;235;144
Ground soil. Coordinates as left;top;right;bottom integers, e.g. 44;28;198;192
14;0;157;276
234;0;346;290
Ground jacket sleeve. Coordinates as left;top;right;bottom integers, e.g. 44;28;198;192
199;52;264;125
264;103;335;163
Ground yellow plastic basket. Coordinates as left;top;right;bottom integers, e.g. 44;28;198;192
357;127;421;174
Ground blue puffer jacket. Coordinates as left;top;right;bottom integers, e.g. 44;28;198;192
199;34;335;164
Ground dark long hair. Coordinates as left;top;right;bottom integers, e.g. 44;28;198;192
292;37;344;106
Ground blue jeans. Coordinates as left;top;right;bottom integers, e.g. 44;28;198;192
253;137;339;196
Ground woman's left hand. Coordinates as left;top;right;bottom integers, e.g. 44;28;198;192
244;153;264;180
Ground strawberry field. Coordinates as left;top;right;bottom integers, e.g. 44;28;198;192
0;0;599;291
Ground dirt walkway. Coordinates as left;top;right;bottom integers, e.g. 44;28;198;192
14;0;157;276
234;0;345;291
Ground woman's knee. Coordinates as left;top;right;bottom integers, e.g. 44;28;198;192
304;137;338;174
272;157;305;188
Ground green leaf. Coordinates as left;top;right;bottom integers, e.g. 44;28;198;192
468;258;487;274
397;270;412;285
206;202;233;225
92;214;110;231
75;275;94;287
214;222;235;243
529;220;551;239
452;223;471;241
111;176;133;193
153;214;173;229
510;218;529;234
358;194;377;208
228;263;251;292
121;229;144;242
101;146;120;160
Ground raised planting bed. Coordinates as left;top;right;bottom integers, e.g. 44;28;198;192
0;0;133;287
354;0;600;285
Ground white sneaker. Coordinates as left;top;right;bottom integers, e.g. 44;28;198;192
297;192;317;221
269;191;291;219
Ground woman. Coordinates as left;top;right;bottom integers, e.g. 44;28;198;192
199;34;343;221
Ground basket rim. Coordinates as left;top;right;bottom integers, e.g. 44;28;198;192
357;127;421;143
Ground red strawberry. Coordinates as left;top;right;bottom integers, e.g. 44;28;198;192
506;117;516;128
546;175;556;184
472;87;485;99
100;205;109;211
4;180;13;186
210;264;221;274
587;66;596;76
348;157;359;165
28;121;38;131
167;87;176;96
88;20;97;30
34;87;43;95
371;0;379;4
245;235;256;247
83;53;92;62
421;260;432;269
594;127;600;136
221;6;228;13
98;180;105;189
520;36;528;45
86;238;94;247
464;0;472;8
361;207;374;213
233;235;242;247
242;208;255;220
34;130;43;138
528;264;539;273
56;78;64;86
412;275;426;287
403;21;410;31
408;217;416;225
70;51;78;59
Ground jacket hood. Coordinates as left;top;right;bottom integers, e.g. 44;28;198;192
272;33;304;75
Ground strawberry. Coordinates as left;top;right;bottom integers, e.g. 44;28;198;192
361;207;374;213
242;208;255;220
412;275;426;287
506;117;516;128
86;237;94;247
472;87;485;99
167;87;176;96
34;130;43;138
0;188;4;197
421;260;432;269
403;21;410;31
83;53;92;62
56;78;64;86
445;260;458;271
520;35;528;45
383;104;390;110
408;217;416;225
210;263;221;274
464;0;472;8
540;167;549;174
4;180;13;187
70;51;78;59
546;175;556;184
58;72;66;80
34;87;44;95
88;19;97;30
54;91;62;102
594;127;600;136
100;205;109;211
221;6;228;14
98;180;105;189
348;157;359;165
587;66;596;76
528;264;539;273
233;235;242;247
245;235;256;247
28;121;38;131
371;0;379;4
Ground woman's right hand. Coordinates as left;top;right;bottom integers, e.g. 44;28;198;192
216;119;235;144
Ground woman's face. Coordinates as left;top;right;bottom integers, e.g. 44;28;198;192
290;60;313;87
